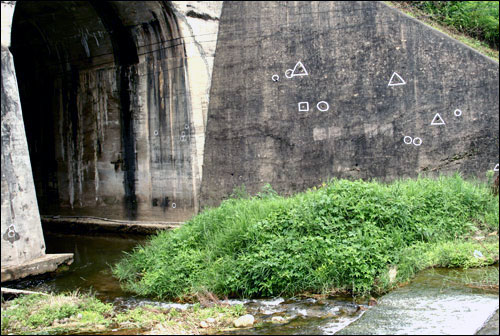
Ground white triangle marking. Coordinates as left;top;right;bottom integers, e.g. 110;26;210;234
388;72;406;86
430;113;445;125
494;164;499;172
291;61;308;76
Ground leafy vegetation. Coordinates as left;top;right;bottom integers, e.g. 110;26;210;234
1;292;246;335
388;1;499;60
1;291;113;335
404;1;499;49
113;175;499;301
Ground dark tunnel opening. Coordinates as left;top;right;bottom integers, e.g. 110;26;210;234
10;0;139;220
9;1;198;223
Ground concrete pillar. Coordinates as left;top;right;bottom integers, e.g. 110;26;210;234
1;0;46;267
1;1;72;280
1;45;47;266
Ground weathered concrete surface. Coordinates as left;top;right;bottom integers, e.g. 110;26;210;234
201;1;499;207
1;0;222;278
171;1;223;178
2;0;75;281
476;309;499;335
1;1;46;267
1;253;73;283
7;1;222;222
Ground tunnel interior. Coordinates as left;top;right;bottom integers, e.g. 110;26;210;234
10;1;198;221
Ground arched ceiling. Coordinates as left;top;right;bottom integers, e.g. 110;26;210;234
10;1;178;73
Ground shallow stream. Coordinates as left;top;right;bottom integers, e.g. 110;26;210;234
5;232;499;335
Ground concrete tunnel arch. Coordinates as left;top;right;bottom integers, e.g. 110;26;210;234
9;0;201;223
2;0;222;278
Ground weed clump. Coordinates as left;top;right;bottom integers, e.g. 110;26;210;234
113;175;499;300
1;291;113;334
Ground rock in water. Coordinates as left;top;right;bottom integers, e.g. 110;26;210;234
271;316;286;323
233;314;255;327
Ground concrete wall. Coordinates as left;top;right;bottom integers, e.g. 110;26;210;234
6;1;222;222
1;0;499;248
200;1;499;207
1;0;46;266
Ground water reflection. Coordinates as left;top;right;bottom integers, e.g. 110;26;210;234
5;231;148;301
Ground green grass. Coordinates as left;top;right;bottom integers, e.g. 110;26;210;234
388;1;499;60
1;291;113;335
405;1;499;49
113;175;499;301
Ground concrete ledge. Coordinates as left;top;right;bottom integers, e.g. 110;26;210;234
1;253;74;283
41;215;182;235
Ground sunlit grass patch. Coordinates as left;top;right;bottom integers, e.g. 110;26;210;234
1;291;112;335
1;292;247;335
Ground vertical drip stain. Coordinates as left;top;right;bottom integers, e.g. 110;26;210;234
94;147;99;201
118;65;138;220
141;5;197;214
59;66;116;210
58;78;65;162
96;70;107;147
62;68;82;209
76;74;84;207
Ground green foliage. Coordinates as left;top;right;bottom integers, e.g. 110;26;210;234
390;239;499;289
113;175;499;300
403;1;499;49
83;297;113;315
1;292;248;335
1;292;113;334
230;304;246;316
256;183;279;199
79;311;108;325
1;315;9;332
230;184;250;200
432;240;498;268
27;303;79;327
115;307;166;326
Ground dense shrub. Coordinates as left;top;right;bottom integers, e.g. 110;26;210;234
403;1;499;49
113;175;499;300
